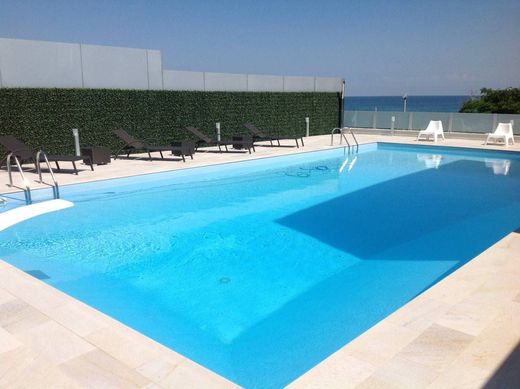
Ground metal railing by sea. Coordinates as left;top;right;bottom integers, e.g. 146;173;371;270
344;110;519;135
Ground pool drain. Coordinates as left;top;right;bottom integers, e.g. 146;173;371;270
219;277;231;284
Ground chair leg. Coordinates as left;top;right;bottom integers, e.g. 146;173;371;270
55;161;60;170
301;137;305;146
224;144;228;152
295;139;299;148
72;161;78;175
181;153;186;162
88;157;94;171
159;151;164;159
148;151;152;161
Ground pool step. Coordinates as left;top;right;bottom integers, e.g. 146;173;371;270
0;199;74;231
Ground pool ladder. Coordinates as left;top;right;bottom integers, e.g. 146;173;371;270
331;127;359;151
6;150;60;205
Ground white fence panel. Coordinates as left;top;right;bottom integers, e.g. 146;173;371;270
0;38;344;92
147;50;163;89
80;44;150;89
163;70;204;90
247;74;284;92
315;77;342;92
0;38;83;88
204;72;248;91
283;76;315;92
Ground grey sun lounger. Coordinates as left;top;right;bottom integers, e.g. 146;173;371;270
0;135;93;175
112;129;194;162
185;126;256;154
244;123;304;148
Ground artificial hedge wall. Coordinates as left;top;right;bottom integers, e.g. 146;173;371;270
0;88;341;154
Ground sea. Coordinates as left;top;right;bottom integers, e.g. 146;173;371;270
344;95;470;113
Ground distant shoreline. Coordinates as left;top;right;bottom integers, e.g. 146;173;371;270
344;95;471;113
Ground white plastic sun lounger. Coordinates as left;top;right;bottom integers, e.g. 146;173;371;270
417;120;445;143
485;122;515;147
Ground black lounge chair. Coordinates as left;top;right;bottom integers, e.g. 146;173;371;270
244;123;304;148
112;129;194;162
0;135;93;175
185;126;256;154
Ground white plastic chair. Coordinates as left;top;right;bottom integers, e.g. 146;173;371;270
485;123;514;147
417;120;445;143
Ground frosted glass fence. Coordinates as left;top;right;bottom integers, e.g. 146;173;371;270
344;111;519;135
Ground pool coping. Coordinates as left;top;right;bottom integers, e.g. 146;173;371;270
1;134;519;387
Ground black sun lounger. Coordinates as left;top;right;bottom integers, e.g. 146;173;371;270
185;126;256;154
0;135;93;175
112;129;194;162
244;123;304;148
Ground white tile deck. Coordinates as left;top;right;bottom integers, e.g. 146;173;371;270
1;132;519;388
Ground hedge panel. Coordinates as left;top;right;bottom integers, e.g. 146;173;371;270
0;88;341;154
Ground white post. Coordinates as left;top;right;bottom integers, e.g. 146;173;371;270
391;116;395;136
305;117;310;137
216;122;221;142
72;128;80;156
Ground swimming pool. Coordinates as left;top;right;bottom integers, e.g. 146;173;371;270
1;143;519;388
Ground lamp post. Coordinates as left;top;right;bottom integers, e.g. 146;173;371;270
216;122;221;142
72;128;80;156
305;117;310;137
402;94;408;112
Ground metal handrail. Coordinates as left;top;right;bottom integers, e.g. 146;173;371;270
331;127;350;146
6;153;32;204
348;128;359;147
36;150;60;199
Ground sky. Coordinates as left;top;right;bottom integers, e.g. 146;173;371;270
0;0;519;96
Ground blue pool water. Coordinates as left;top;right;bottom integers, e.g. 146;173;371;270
1;143;519;388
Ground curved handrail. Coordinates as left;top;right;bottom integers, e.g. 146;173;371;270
330;127;350;146
36;150;60;199
348;128;359;147
6;152;32;204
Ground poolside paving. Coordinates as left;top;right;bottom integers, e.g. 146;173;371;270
1;132;519;388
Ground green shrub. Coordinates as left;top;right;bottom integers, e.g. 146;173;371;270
0;88;341;154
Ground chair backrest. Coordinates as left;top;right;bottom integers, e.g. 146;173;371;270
244;123;266;137
494;122;513;136
0;135;34;160
185;126;212;143
112;129;145;148
424;120;443;133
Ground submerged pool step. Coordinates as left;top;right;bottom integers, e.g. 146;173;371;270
0;199;74;231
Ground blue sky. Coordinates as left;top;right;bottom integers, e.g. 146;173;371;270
1;0;519;95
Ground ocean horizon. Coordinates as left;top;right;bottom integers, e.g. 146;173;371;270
344;95;471;113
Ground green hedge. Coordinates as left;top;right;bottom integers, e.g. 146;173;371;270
0;88;341;154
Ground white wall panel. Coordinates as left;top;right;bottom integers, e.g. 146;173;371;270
204;72;248;91
81;44;149;89
0;38;83;88
147;50;163;89
247;74;284;92
163;70;204;90
315;77;342;92
283;76;315;92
